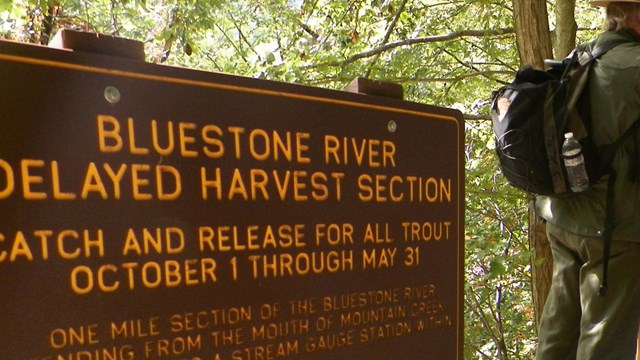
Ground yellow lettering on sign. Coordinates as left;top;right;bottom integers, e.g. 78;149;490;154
143;335;202;358
296;132;311;164
110;317;160;339
211;328;245;348
170;311;210;332
21;159;47;200
0;159;182;201
49;324;100;349
45;346;135;359
228;168;249;200
70;258;217;294
156;165;181;200
363;223;393;244
6;231;32;261
0;159;183;201
232;340;299;360
201;168;344;201
0;159;15;199
359;322;412;342
198;224;306;252
0;229;104;262
178;122;198;157
315;223;354;246
96;115;313;163
362;248;397;269
249;129;270;161
51;161;76;200
97;114;123;152
358;175;451;203
401;221;452;241
403;284;436;300
101;163;127;199
251;319;310;341
122;227;185;255
201;124;224;158
248;250;353;279
228;126;245;159
151;119;175;156
131;164;152;200
128;117;150;155
324;135;396;167
81;162;110;199
305;332;353;352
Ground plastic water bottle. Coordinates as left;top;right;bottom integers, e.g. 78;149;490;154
562;132;589;193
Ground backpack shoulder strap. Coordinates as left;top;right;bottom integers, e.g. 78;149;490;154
589;39;627;59
578;38;627;65
565;39;627;139
544;38;626;69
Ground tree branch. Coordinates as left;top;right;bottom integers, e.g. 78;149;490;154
465;287;503;356
364;0;410;78
408;70;513;83
300;28;514;69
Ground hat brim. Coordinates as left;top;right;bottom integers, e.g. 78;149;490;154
591;0;640;6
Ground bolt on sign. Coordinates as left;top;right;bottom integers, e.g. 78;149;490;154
0;31;464;360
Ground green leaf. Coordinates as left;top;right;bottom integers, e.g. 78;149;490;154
489;259;507;278
266;52;275;64
0;0;13;11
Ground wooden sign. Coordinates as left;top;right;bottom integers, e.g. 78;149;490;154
0;34;464;359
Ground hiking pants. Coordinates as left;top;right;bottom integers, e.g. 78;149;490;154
536;222;640;360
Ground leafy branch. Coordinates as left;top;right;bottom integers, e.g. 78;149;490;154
300;28;515;69
363;0;409;78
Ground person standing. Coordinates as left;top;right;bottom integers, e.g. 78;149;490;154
534;1;640;359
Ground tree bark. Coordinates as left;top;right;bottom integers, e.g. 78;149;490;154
512;0;553;69
554;0;578;58
511;0;554;327
529;205;553;328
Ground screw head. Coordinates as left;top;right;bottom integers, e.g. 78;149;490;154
104;86;121;104
387;120;397;133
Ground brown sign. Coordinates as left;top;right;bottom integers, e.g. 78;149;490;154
0;37;464;359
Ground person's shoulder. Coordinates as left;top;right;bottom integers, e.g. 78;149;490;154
597;30;640;52
596;31;640;65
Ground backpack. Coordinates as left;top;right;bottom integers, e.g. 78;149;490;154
491;40;633;197
491;39;640;295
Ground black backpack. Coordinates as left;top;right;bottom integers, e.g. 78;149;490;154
491;40;637;197
491;39;640;295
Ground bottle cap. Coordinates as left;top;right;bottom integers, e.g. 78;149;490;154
564;132;574;139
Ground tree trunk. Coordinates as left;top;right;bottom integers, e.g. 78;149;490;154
529;205;553;328
511;0;554;327
512;0;553;69
554;0;577;58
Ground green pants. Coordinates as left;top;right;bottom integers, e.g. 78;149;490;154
536;222;640;360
